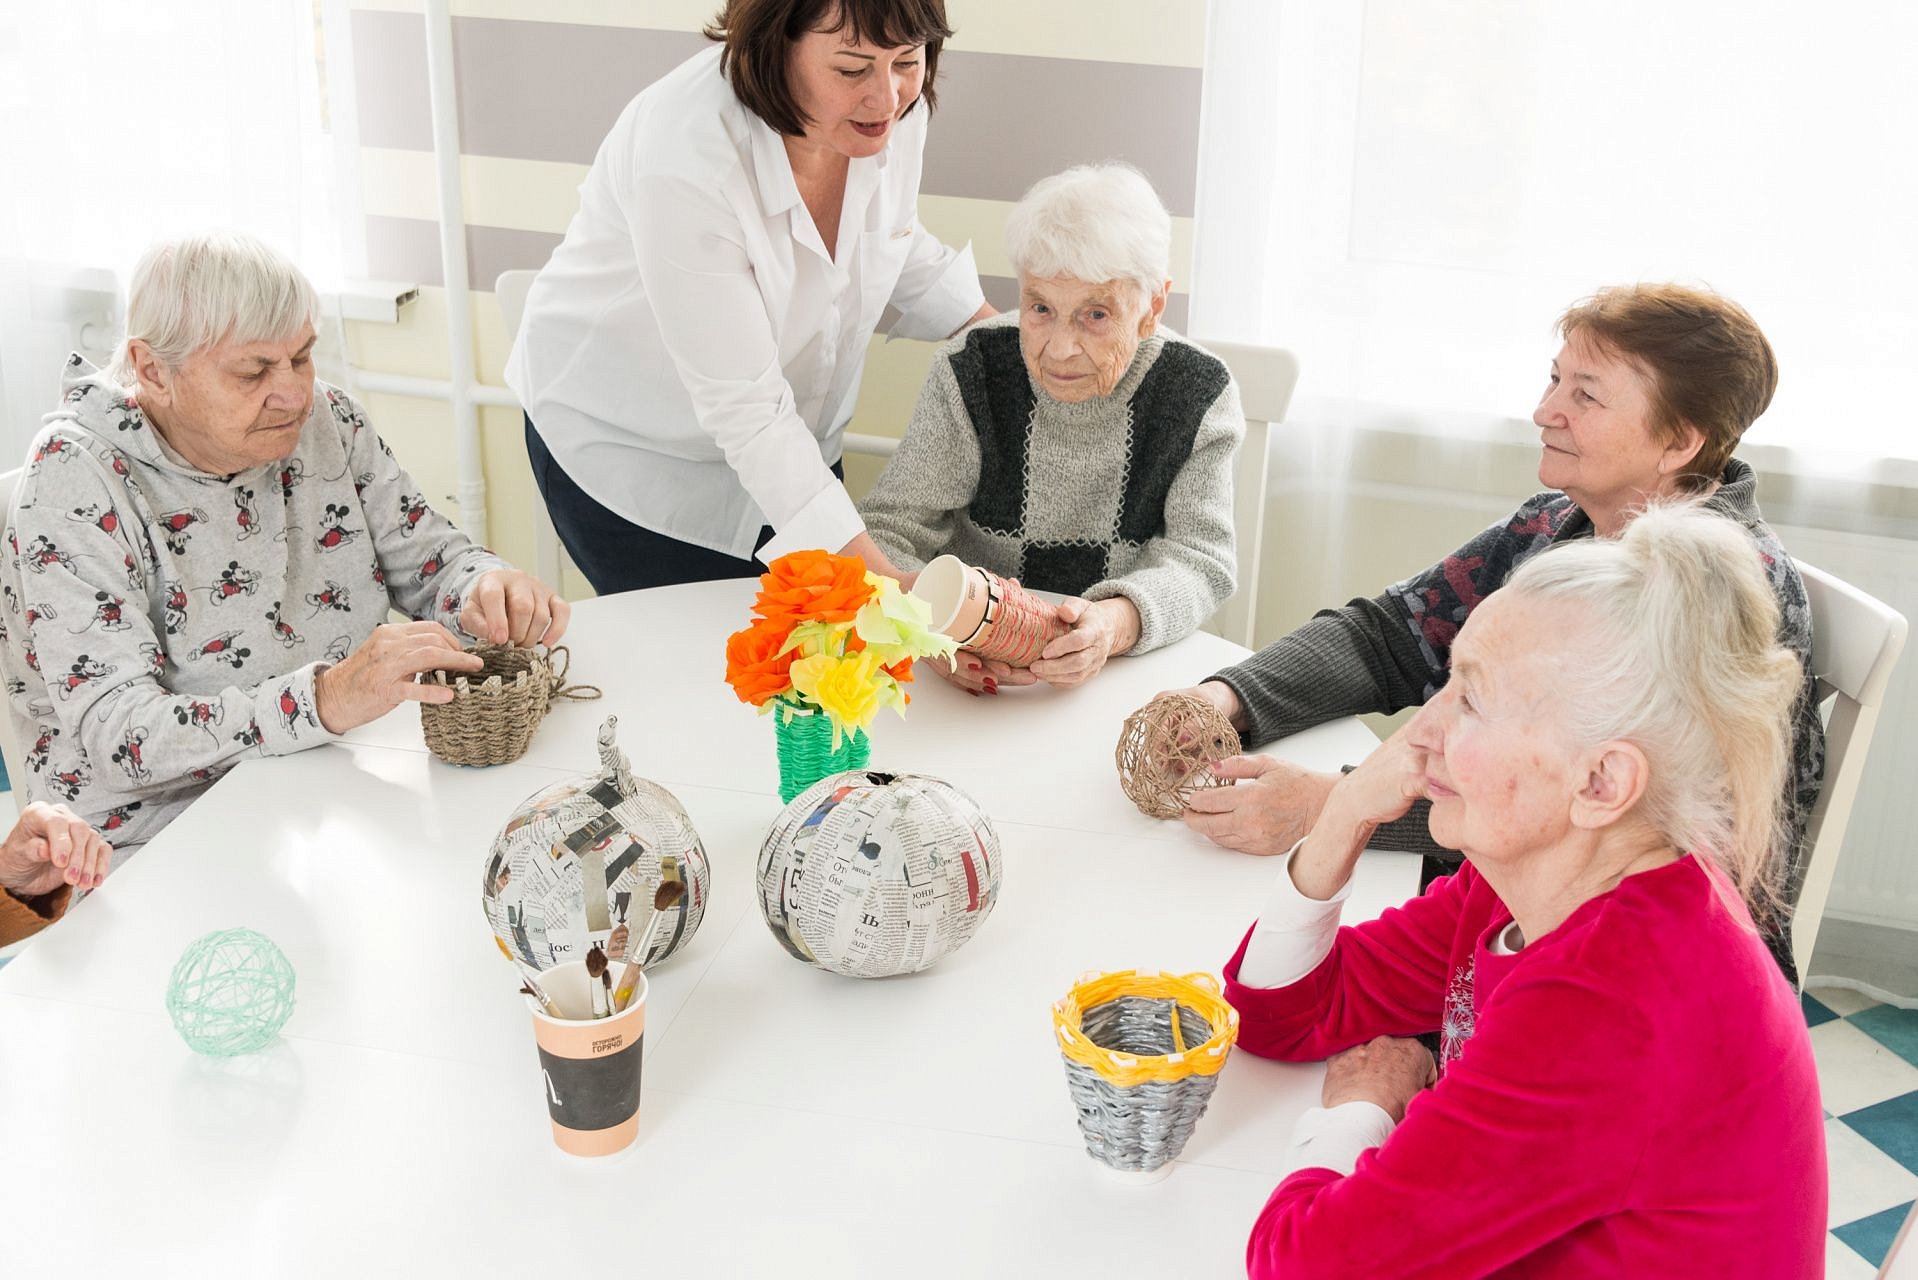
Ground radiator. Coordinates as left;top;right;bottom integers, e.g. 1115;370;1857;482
1774;522;1918;930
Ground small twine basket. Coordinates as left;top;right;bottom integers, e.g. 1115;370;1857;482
419;644;599;766
1053;969;1240;1181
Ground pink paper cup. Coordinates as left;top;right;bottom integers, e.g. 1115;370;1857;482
915;554;994;646
525;960;648;1157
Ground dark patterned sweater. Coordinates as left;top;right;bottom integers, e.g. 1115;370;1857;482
860;314;1242;653
1209;458;1825;983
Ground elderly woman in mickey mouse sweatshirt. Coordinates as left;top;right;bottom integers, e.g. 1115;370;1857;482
0;232;569;862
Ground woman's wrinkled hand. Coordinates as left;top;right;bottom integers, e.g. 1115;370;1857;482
460;569;571;647
1028;597;1138;689
1180;755;1340;855
927;649;1037;696
315;621;485;733
1322;1035;1438;1124
0;802;113;897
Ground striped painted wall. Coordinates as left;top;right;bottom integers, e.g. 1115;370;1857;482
340;0;1208;591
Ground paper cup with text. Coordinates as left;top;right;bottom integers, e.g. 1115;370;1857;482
525;959;648;1157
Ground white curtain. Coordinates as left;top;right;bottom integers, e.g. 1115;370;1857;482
0;0;347;457
1193;0;1918;470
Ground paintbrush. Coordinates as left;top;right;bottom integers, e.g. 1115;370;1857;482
614;880;686;1012
497;935;561;1017
585;943;610;1019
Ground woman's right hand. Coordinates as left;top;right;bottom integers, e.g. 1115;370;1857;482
314;621;485;733
1288;721;1428;899
928;650;1037;696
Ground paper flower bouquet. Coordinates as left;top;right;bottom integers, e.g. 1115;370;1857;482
725;550;957;800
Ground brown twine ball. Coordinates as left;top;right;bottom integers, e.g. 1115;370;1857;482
1115;692;1242;820
419;644;600;766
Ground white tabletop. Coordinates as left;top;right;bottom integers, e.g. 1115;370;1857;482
0;586;1415;1277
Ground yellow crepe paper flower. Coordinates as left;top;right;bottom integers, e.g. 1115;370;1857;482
854;572;958;667
789;649;888;747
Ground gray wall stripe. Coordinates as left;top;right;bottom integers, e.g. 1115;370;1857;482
364;215;564;290
350;12;1200;213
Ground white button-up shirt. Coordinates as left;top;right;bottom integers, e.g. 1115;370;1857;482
506;45;985;563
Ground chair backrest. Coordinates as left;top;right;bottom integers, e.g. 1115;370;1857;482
1790;559;1910;978
0;467;22;787
1190;338;1301;649
495;270;538;343
1883;1198;1918;1278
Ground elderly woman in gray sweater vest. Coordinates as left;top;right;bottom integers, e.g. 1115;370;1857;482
860;164;1243;692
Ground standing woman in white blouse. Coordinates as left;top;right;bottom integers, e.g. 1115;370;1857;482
507;0;993;591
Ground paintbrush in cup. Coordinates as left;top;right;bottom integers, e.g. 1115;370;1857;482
585;944;611;1019
614;880;685;1012
497;936;561;1017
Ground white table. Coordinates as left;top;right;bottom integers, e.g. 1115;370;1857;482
0;583;1415;1277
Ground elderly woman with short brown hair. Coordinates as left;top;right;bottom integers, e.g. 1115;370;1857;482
1156;283;1824;982
1230;504;1825;1276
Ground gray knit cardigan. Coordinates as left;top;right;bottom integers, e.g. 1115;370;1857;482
860;314;1243;653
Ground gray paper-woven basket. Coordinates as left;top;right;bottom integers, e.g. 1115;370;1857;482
1062;996;1224;1173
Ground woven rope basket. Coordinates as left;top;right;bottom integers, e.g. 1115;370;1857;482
419;644;599;766
1053;970;1240;1176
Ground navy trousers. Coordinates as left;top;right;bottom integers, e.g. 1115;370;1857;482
523;414;842;594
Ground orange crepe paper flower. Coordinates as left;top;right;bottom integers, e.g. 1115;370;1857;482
751;550;874;630
724;620;798;706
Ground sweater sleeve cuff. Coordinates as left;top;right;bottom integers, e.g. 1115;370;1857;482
888;243;985;343
758;479;864;566
256;663;342;756
1282;1101;1396;1178
1236;841;1351;988
0;882;72;946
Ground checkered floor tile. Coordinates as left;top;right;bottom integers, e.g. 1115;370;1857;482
1807;989;1918;1272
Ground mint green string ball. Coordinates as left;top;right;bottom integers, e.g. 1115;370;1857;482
166;929;297;1056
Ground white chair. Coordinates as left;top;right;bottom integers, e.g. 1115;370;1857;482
0;467;23;788
1791;559;1910;979
494;269;566;588
1191;338;1301;649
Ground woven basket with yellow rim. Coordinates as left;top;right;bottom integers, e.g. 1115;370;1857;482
418;644;599;766
1053;969;1240;1178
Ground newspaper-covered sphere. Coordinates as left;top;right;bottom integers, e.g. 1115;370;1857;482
482;716;709;973
757;770;1003;978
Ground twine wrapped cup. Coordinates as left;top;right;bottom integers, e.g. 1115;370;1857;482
1115;692;1242;819
915;554;1067;669
1053;969;1240;1182
419;645;600;766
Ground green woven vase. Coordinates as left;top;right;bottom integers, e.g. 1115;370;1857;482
772;703;871;802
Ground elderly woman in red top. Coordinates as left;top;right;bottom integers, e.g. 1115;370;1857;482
1226;503;1823;1278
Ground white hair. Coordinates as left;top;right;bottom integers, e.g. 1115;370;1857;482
1003;163;1171;299
1503;502;1801;914
106;231;320;385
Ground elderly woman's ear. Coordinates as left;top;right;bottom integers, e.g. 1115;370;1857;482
1137;279;1172;338
126;339;175;408
1568;741;1652;831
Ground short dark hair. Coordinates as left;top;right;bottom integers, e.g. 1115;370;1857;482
1558;284;1779;493
705;0;953;138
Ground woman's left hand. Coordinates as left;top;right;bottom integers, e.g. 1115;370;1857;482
461;569;571;647
1322;1035;1437;1124
1029;597;1140;689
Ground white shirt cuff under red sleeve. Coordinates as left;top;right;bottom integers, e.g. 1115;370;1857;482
1236;839;1352;988
1283;1101;1397;1178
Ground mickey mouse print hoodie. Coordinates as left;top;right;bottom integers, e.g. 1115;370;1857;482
0;355;505;859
